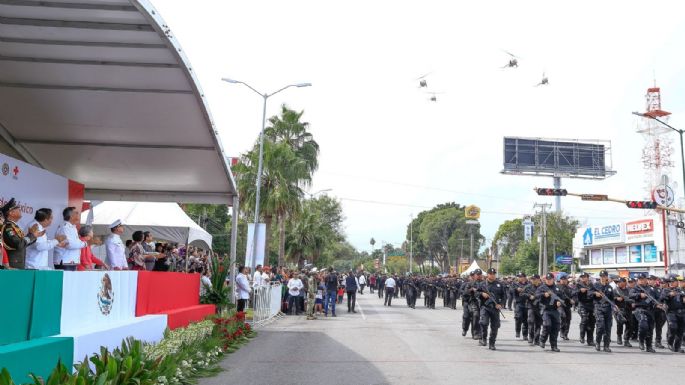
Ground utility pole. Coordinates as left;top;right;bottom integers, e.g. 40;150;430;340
459;238;465;274
533;203;552;275
470;227;474;263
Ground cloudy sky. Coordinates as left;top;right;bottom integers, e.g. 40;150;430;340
153;0;685;252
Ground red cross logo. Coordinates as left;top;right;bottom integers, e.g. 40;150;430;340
12;166;19;176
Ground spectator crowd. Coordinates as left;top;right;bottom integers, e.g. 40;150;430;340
1;197;213;274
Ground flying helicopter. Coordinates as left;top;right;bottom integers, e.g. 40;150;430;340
426;91;444;102
501;51;519;68
535;72;549;86
416;72;432;88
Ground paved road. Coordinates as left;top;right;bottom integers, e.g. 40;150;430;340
202;292;685;385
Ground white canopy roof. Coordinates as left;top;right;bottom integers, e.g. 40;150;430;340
0;0;236;204
81;201;212;250
461;260;483;277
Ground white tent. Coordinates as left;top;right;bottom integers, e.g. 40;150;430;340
461;261;483;277
81;201;212;250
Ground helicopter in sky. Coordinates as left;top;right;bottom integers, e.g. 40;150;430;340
426;91;444;102
535;72;549;86
416;72;432;88
501;51;519;68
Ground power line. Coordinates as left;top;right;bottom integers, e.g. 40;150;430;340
321;171;625;215
337;196;631;221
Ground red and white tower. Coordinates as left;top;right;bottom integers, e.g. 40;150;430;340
636;85;674;196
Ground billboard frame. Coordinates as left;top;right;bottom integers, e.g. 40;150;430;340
501;136;616;180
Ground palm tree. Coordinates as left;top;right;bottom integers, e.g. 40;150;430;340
265;104;319;177
234;105;319;267
234;140;306;264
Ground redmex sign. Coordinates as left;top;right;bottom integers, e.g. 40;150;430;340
626;219;653;235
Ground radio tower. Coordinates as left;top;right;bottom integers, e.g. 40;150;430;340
635;84;674;197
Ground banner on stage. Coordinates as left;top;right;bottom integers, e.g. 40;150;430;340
60;271;138;333
245;223;266;267
0;153;84;244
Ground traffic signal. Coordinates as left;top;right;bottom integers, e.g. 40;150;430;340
626;201;658;209
535;188;567;196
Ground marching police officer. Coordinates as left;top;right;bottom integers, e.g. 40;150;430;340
649;275;667;349
461;271;482;339
589;270;616;352
557;275;574;341
630;272;660;353
526;274;543;346
476;268;505;350
614;277;634;347
573;273;596;346
536;273;562;352
512;272;529;339
659;274;685;353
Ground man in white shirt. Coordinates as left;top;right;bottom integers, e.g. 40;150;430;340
253;264;264;287
358;273;367;294
105;219;128;270
25;208;66;270
53;207;88;271
384;275;397;306
236;266;251;312
287;274;304;315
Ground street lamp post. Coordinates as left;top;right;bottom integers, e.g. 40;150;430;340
222;78;311;275
633;111;685;200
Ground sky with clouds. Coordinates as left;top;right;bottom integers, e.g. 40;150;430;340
153;0;685;252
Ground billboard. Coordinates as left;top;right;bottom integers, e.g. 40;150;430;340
502;137;615;179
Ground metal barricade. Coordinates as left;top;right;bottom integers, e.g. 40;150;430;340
251;282;284;328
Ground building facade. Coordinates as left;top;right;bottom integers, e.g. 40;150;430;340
574;216;668;277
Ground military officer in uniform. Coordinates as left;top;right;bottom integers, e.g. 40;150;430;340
589;270;616;352
1;198;41;269
536;273;562;352
476;268;505;350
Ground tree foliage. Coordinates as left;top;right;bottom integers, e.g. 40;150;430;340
407;202;484;273
494;212;579;275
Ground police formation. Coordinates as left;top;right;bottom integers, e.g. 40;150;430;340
374;268;685;353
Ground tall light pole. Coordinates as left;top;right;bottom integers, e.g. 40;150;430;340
632;111;685;200
222;78;311;275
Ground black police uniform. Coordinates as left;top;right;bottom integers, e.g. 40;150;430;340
573;279;596;345
461;276;482;339
629;282;659;352
512;278;529;339
477;276;506;350
557;281;573;340
525;280;543;345
613;284;634;347
652;283;667;349
589;276;616;352
535;278;562;352
659;282;685;353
